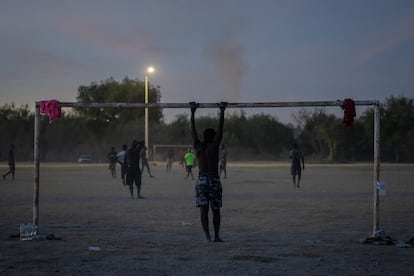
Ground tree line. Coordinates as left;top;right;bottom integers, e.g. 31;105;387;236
1;77;413;163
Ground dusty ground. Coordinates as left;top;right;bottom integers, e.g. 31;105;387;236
1;162;413;275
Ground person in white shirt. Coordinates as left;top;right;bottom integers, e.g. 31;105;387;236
117;144;127;185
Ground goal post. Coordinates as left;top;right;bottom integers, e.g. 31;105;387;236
33;100;381;235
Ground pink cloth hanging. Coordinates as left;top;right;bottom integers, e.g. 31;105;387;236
40;100;62;123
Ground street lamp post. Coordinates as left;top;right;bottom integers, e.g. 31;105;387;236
144;66;154;159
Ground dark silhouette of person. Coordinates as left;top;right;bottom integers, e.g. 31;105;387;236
166;148;175;172
289;143;305;188
3;144;15;181
125;140;145;199
190;102;226;242
140;147;154;178
107;146;117;178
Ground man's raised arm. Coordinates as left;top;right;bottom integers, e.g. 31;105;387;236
190;102;200;144
216;102;227;143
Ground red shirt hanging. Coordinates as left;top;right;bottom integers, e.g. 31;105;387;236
342;98;356;129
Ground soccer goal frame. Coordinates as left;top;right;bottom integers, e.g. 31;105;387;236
33;100;381;235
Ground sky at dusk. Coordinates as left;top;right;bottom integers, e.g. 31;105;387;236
1;0;414;123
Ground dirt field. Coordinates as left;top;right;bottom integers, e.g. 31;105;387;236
1;162;413;275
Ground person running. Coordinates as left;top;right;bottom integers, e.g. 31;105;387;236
117;144;128;184
125;140;145;199
289;143;305;188
219;144;227;179
190;101;226;242
184;149;196;180
140;147;154;178
3;144;15;181
107;146;117;178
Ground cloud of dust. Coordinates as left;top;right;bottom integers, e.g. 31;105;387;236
204;32;245;104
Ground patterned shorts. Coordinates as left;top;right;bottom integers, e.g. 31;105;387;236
195;176;222;209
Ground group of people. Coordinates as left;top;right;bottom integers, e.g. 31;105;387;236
2;100;305;244
158;148;197;179
102;103;229;242
2;98;305;246
104;103;305;242
164;144;227;180
164;148;194;177
107;142;154;199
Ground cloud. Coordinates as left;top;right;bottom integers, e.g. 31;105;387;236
0;35;85;81
354;13;414;66
54;13;175;59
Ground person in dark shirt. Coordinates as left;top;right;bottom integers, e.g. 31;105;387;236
166;148;175;172
125;140;145;199
107;146;118;178
289;143;305;188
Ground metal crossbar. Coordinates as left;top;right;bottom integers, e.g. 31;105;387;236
37;100;378;108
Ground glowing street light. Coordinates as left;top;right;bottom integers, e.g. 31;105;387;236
144;66;155;158
147;66;155;74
